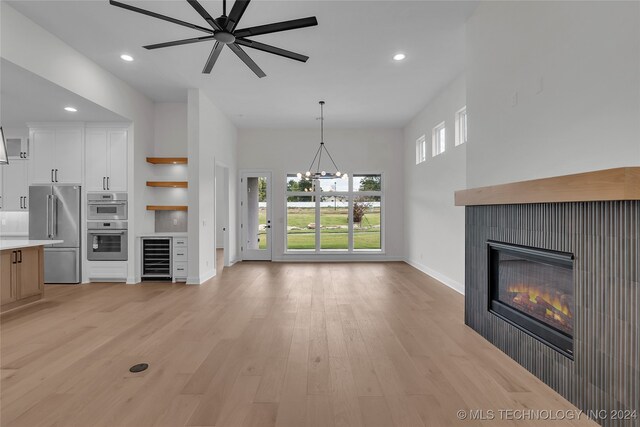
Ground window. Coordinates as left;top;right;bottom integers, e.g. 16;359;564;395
432;122;446;156
285;174;383;252
455;107;467;146
415;134;426;164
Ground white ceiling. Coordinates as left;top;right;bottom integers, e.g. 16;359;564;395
7;1;476;128
1;59;127;128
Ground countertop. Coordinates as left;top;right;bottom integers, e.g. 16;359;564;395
0;232;29;238
137;233;188;238
0;240;65;251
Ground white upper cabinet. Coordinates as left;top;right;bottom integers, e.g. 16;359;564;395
30;129;56;184
85;128;127;191
1;160;29;211
5;137;29;159
107;130;127;191
85;130;109;192
54;129;83;184
30;127;82;184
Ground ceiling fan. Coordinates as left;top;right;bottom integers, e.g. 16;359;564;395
109;0;318;77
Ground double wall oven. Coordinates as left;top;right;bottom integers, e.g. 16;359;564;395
87;192;128;261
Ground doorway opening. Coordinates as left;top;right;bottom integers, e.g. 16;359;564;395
215;163;230;272
241;171;272;261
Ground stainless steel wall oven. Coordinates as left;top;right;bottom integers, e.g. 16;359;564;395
87;192;127;220
87;221;128;261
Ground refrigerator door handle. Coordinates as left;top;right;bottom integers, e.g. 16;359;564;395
51;169;54;183
46;194;51;238
51;195;58;237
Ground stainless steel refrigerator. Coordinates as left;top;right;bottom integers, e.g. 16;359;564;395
29;185;81;283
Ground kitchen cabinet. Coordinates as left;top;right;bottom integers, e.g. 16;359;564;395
0;246;44;312
30;127;82;184
0;250;16;306
5;136;29;159
1;160;29;211
172;237;188;282
85;128;127;191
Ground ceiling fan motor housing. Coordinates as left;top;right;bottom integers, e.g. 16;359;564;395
214;31;236;44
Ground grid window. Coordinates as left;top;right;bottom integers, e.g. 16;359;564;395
285;173;383;252
432;122;446;156
415;134;426;164
455;107;467;146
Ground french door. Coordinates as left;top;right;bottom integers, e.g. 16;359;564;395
241;172;272;260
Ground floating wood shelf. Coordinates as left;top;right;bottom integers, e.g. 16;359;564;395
146;181;188;188
146;205;188;211
455;167;640;206
146;157;188;165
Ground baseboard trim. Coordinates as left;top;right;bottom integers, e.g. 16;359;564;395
404;259;464;295
272;255;404;263
186;268;217;285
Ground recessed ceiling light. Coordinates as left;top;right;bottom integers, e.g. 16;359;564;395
393;53;406;61
64;106;78;112
120;54;134;62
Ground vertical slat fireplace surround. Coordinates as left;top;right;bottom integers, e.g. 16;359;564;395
456;168;639;427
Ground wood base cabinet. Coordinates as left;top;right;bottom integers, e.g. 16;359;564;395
0;247;44;313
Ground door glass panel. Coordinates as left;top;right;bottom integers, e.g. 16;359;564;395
354;196;381;250
246;177;269;250
320;195;348;250
92;235;122;253
96;206;118;214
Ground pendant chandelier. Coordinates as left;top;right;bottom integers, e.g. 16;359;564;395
297;101;347;181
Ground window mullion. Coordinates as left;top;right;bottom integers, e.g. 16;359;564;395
315;183;320;252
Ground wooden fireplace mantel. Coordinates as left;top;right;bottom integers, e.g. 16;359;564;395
455;167;640;206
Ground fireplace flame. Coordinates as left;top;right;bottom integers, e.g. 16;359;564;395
507;283;572;317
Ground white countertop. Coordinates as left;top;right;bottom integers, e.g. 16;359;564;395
0;232;29;237
0;240;65;251
137;233;188;238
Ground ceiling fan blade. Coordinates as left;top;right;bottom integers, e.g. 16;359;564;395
228;43;266;78
202;41;225;74
109;0;213;34
235;38;308;62
144;35;216;50
225;0;251;31
234;16;317;38
186;0;223;31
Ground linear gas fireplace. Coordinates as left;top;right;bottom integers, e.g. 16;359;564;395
488;241;574;358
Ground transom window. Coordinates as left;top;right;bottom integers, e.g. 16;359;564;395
416;134;426;164
432;122;446;156
455;107;467;146
286;174;383;252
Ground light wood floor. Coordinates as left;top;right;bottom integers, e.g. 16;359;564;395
1;261;596;427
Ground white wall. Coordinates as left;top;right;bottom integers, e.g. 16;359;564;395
187;89;238;284
237;128;404;261
149;102;189;210
1;3;156;283
153;103;187;157
403;75;466;293
466;1;640;188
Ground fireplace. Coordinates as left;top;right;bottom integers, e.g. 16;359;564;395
488;241;574;358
